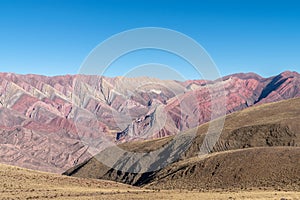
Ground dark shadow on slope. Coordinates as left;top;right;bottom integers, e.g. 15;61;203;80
255;75;287;103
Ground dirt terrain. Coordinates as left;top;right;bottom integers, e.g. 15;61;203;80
1;163;300;200
0;163;144;199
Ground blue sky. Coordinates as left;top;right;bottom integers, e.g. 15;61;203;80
0;0;299;79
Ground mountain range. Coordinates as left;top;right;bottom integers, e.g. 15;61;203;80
0;71;299;173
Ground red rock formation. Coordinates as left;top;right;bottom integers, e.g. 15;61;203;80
0;71;299;173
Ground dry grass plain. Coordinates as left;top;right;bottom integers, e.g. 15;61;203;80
1;163;300;200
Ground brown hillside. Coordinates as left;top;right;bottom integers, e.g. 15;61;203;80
1;163;300;200
65;97;300;189
146;147;300;191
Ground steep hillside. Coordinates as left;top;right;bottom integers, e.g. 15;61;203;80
65;97;300;189
146;147;300;191
0;71;299;173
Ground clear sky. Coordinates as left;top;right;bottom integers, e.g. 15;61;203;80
0;0;299;79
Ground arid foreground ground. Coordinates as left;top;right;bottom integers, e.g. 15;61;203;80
0;164;299;200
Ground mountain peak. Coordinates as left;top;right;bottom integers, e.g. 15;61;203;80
279;70;300;78
222;72;263;81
